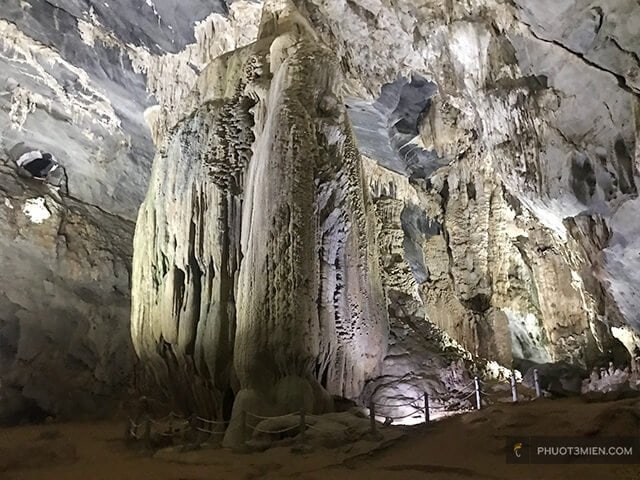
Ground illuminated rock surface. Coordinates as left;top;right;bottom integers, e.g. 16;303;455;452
131;3;388;445
1;0;639;423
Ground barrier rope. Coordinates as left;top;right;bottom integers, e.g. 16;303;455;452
479;390;502;397
371;394;425;408
385;408;425;420
245;411;300;420
248;423;301;434
460;390;477;400
428;405;455;412
124;371;538;445
196;416;228;425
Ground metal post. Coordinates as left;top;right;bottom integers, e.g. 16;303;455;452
183;414;195;444
143;415;151;449
133;413;143;441
424;392;430;424
299;409;306;444
510;371;518;403
474;376;481;410
241;410;247;443
124;418;133;442
533;368;541;398
369;401;377;435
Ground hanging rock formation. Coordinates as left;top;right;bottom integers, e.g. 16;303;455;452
0;0;242;423
130;1;388;442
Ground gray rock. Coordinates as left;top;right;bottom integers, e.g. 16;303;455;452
0;161;134;422
1;0;640;424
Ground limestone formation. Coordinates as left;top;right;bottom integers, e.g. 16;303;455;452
1;0;640;425
0;163;134;423
304;0;640;375
130;2;388;443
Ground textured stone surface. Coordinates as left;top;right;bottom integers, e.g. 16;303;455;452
2;0;640;424
0;0;258;422
288;0;640;403
0;162;133;423
131;2;388;445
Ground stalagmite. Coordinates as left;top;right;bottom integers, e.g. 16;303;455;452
130;1;388;444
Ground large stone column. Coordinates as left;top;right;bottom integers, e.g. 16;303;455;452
130;0;388;443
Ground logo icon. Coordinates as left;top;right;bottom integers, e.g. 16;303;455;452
513;442;524;458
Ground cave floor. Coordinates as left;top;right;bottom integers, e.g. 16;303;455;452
1;396;638;479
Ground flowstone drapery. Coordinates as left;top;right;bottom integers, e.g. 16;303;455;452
130;2;388;443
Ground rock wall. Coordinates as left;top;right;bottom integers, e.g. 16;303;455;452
0;0;257;423
130;1;388;441
132;0;640;422
0;163;134;423
2;0;640;424
298;0;640;375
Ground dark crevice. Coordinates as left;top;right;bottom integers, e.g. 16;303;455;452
173;267;186;316
613;136;637;196
440;180;458;294
41;0;87;23
610;36;640;69
520;21;640;98
186;216;203;356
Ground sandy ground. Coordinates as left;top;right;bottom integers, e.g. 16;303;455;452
1;396;639;480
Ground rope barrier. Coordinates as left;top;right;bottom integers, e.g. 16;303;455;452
249;423;301;434
460;390;477;400
480;390;502;397
480;378;513;387
386;408;425;420
124;370;540;446
427;405;452;412
196;416;228;425
372;394;424;408
245;411;299;421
